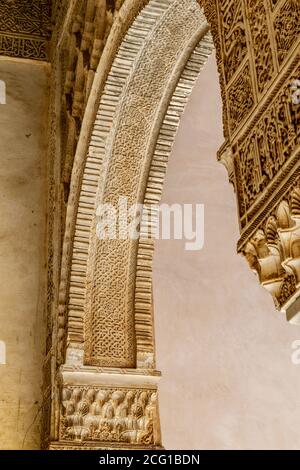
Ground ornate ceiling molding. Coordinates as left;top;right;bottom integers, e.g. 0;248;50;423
0;0;52;61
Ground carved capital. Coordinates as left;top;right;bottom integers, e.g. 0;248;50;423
50;366;162;449
242;187;300;320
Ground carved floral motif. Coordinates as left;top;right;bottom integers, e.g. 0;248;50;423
219;0;247;84
228;62;255;132
246;0;274;95
244;187;300;308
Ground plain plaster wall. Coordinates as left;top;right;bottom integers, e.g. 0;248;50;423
0;59;48;449
154;53;300;450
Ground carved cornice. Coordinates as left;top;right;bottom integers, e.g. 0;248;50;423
0;0;52;61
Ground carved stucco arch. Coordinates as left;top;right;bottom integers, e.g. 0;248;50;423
48;0;300;450
66;0;212;370
50;0;216;449
60;0;213;368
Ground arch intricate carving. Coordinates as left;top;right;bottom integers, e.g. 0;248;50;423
43;0;300;449
48;0;213;450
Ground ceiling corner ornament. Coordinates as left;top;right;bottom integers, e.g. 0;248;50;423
0;0;52;61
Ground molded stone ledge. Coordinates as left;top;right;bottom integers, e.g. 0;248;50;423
59;365;161;388
49;441;164;450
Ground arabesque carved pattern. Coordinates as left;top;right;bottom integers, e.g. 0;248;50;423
0;35;48;60
227;62;255;132
219;0;247;84
205;0;300;311
236;61;300;217
0;0;51;60
42;0;300;451
273;0;300;65
60;386;158;446
0;0;51;36
82;0;208;368
246;0;275;95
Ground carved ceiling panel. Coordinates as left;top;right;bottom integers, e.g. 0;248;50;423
0;0;52;60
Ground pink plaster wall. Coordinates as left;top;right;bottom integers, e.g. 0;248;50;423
154;53;300;450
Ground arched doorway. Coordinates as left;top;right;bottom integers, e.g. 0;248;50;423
46;0;299;449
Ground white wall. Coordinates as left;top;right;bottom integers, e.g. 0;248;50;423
0;59;48;449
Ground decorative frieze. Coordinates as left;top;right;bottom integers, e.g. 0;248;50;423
0;0;52;61
227;62;255;133
235;60;300;219
54;366;162;449
60;386;158;445
273;0;300;66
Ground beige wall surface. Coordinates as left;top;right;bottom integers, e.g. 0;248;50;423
0;60;48;449
154;53;300;450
